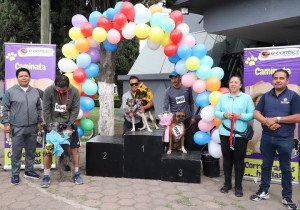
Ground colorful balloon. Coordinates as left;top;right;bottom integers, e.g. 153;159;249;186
82;80;98;95
92;27;107;42
185;56;200;71
79;118;94;131
211;67;224;80
181;72;197;87
62;43;79;60
76;53;91;68
113;13;127;30
72;14;88;27
177;44;192;59
69;27;84;40
89;11;102;27
196;65;211;80
209;91;222;106
170;29;183;44
206;77;221;92
195;91;210;107
170;10;183;27
164;44;178;57
80;96;95;111
120;1;135;21
73;68;87;83
80;22;94;37
122;22;136;39
85;63;100;78
192;79;206;93
107;28;121;44
200;105;215;122
161;18;175;33
75;38;90;53
194;131;211;145
58;58;78;73
149;27;164;43
192;44;207;59
134;23;150;40
198;120;214;132
96;17;113;31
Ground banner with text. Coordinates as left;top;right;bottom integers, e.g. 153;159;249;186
244;45;300;183
3;43;56;169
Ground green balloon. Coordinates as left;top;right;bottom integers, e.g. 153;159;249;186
79;118;94;131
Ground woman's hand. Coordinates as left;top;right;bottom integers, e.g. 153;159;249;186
223;112;232;119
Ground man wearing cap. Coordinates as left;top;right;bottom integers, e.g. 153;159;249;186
163;71;195;144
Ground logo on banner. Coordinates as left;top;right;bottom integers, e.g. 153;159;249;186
18;47;55;57
258;48;300;60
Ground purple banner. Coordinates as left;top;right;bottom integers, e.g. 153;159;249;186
244;45;300;182
3;43;56;169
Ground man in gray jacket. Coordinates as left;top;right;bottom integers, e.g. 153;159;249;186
1;68;43;185
40;74;82;188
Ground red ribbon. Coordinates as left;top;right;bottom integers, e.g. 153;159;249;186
229;114;236;150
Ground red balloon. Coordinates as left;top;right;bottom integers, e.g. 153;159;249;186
170;29;183;44
170;10;183;27
164;44;178;57
80;22;94;37
73;68;87;83
219;87;230;94
120;2;135;21
75;119;80;126
97;16;113;31
81;92;97;99
113;13;127;30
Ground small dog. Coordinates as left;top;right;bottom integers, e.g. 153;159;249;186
46;122;74;182
126;98;158;132
167;112;187;154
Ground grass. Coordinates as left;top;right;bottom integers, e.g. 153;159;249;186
80;107;124;141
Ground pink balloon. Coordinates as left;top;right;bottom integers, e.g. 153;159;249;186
219;87;230;94
180;34;196;48
198;120;214;132
192;79;206;93
107;29;121;44
181;72;197;87
82;111;90;118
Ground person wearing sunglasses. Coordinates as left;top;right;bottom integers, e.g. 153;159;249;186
121;75;155;134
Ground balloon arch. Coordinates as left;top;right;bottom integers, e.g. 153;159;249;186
59;1;229;158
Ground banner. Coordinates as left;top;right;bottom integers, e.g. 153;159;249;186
244;45;300;183
3;43;56;169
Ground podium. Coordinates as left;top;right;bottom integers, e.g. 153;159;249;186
161;151;201;183
124;129;164;179
86;136;123;177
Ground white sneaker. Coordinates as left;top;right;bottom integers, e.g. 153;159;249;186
250;189;270;201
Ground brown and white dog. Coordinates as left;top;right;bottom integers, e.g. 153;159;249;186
126;98;158;133
167;112;187;154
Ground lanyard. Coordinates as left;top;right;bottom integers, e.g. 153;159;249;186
229;114;236;150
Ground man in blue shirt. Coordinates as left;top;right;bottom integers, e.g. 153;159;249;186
250;69;300;210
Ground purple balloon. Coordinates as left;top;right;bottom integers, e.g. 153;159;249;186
87;48;101;63
72;14;88;27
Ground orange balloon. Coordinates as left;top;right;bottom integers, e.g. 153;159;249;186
206;77;221;92
75;38;90;52
72;82;83;95
149;4;163;14
213;117;222;127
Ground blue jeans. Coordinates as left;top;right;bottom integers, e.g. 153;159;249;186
259;133;294;198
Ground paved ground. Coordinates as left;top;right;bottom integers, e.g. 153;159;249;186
0;131;299;210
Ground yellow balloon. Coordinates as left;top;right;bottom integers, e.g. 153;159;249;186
185;56;200;71
69;27;84;40
149;4;163;14
160;32;172;47
149;26;164;43
62;43;79;59
92;27;107;43
134;23;151;40
209;91;222;106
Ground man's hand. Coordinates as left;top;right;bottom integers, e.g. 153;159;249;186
190;117;195;125
4;125;11;133
264;117;277;127
66;129;73;136
268;123;281;131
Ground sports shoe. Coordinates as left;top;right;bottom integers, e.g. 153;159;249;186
235;187;243;197
41;175;51;188
11;175;20;185
250;189;270;201
74;172;83;185
282;197;298;210
24;171;41;179
220;185;232;193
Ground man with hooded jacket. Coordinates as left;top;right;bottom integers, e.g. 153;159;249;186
40;74;82;187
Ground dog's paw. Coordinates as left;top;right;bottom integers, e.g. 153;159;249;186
181;147;187;154
138;127;146;131
167;150;172;154
131;129;135;132
147;129;153;132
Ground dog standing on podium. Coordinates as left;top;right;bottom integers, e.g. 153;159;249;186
167;112;187;154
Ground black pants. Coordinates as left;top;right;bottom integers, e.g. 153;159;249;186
220;135;248;189
123;118;143;134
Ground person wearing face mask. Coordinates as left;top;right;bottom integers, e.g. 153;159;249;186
40;74;82;188
1;68;43;185
214;75;255;197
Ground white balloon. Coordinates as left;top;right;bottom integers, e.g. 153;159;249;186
134;3;145;12
176;23;190;36
107;28;121;44
58;58;78;73
122;22;136;39
147;39;160;50
200;105;215;122
135;8;151;24
208;140;222;158
77;109;83;119
211;128;221;143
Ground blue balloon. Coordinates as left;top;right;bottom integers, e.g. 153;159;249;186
196;65;211;80
85;63;100;78
175;59;188;75
76;53;91;68
103;40;118;52
192;44;207;59
89;11;102;27
177;44;192;59
82;80;98;96
168;54;180;64
161;18;175;32
195;91;211;107
150;13;164;27
106;8;116;21
77;126;84;137
211;67;224;80
200;55;214;68
69;40;75;45
80;96;95;111
194;131;211;145
114;2;123;13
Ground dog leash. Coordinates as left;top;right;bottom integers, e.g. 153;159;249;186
229;114;236;150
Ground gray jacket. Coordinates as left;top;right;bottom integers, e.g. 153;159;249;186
1;85;42;127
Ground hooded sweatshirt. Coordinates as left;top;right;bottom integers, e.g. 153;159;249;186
1;85;42;127
42;84;80;129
